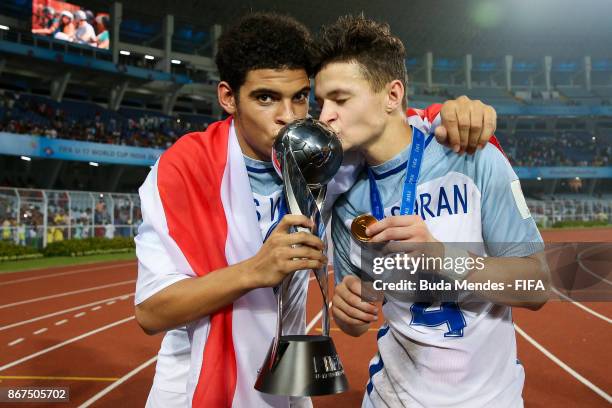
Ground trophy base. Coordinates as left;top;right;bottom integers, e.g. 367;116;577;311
254;335;349;396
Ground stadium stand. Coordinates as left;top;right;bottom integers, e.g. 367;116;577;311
0;186;141;247
0;90;213;148
0;0;610;249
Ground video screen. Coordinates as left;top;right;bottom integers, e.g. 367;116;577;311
31;0;110;49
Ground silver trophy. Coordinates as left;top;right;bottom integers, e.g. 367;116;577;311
254;118;349;396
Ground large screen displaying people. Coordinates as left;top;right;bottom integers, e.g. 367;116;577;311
32;0;110;49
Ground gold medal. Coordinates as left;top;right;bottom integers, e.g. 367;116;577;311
351;214;377;242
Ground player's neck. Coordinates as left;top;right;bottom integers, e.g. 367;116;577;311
362;114;412;166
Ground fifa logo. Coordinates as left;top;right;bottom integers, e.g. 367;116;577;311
313;355;345;379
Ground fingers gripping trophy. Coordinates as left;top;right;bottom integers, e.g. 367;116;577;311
254;118;349;396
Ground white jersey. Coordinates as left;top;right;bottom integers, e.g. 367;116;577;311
152;330;191;391
135;143;349;406
332;123;543;406
74;21;96;44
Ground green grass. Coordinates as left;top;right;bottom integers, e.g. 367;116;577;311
0;251;136;274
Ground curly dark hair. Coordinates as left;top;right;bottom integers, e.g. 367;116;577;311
215;13;315;95
315;15;407;94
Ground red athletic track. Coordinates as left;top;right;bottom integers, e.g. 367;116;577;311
0;229;609;407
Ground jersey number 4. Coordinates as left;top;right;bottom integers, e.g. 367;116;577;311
410;302;466;337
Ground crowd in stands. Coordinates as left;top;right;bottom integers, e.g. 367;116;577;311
0;192;142;249
500;131;611;167
0;90;611;166
0;91;211;149
527;198;611;225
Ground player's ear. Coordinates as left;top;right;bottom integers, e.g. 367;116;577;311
218;81;237;115
385;79;405;113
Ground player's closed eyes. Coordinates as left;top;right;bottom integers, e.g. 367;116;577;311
313;98;346;110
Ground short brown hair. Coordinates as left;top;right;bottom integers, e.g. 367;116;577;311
315;15;407;97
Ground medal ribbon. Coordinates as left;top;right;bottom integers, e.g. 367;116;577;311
367;127;433;219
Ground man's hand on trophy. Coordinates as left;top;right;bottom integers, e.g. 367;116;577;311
332;275;378;338
434;95;497;155
245;214;327;288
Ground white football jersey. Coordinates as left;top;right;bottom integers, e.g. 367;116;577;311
332;123;543;407
136;151;319;407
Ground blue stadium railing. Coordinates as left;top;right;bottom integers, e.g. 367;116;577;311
0;30;192;84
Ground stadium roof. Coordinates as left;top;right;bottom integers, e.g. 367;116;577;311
81;0;612;58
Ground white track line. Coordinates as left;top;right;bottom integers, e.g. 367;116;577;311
91;306;102;311
545;244;612;286
552;288;612;324
74;312;86;318
574;244;612;286
0;316;135;372
514;324;612;403
0;262;136;286
0;293;132;332
33;328;47;335
79;271;328;406
8;338;23;346
54;319;68;326
78;356;157;408
306;309;324;333
576;244;610;259
76;271;329;407
305;270;334;333
306;302;332;334
0;280;135;310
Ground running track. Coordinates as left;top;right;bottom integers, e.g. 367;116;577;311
0;229;609;407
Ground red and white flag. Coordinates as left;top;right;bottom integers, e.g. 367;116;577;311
137;117;290;407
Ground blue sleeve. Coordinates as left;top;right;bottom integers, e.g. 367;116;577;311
477;145;544;257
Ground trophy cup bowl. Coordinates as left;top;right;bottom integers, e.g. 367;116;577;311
271;118;343;188
255;118;348;397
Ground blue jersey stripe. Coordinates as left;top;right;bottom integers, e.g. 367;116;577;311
371;135;433;180
366;325;390;395
366;354;385;395
246;165;276;174
377;324;390;340
372;161;407;180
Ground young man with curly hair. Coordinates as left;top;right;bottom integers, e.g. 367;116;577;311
134;12;499;408
315;15;549;407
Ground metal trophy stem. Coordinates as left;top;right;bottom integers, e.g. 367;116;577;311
255;118;348;397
